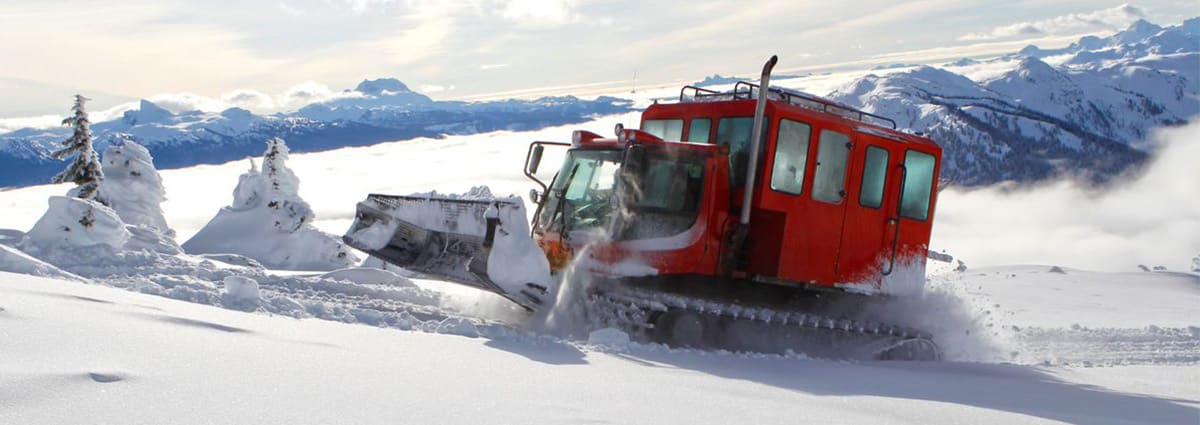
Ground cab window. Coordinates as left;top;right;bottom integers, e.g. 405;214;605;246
900;150;936;220
769;119;811;195
812;130;850;204
716;117;767;187
859;146;889;209
688;118;711;143
643;119;683;141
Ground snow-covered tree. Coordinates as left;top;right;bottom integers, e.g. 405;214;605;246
182;137;357;270
99;139;173;236
1192;254;1200;273
262;138;314;232
51;94;105;202
231;158;264;210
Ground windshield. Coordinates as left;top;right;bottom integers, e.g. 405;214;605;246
537;148;705;241
538;149;622;234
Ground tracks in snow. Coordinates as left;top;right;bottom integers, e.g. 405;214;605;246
1012;326;1200;366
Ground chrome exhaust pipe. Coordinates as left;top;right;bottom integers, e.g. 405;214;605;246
739;55;777;225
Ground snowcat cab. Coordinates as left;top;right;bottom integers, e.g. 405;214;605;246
529;72;941;293
345;56;944;359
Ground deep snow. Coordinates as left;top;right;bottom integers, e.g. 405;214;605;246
1;272;1197;425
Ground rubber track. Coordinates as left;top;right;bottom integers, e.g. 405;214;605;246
589;283;941;360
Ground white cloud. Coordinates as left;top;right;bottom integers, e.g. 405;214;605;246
144;93;231;114
417;84;454;93
480;63;510;70
374;4;459;66
958;4;1146;41
0;115;63;133
497;0;580;25
281;81;362;108
222;90;277;111
327;0;400;14
932;118;1200;272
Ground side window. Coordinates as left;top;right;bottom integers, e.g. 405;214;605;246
900;150;936;220
769;119;811;195
716;117;754;147
643;119;683;141
716;117;766;187
688;118;711;143
858;146;889;208
811;130;850;203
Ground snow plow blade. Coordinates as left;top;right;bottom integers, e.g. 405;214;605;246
343;193;553;311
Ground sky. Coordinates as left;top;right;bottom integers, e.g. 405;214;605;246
0;0;1196;119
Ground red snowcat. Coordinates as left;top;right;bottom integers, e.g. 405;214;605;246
344;57;943;360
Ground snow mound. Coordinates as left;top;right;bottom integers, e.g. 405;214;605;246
221;276;260;309
183;140;358;271
123;224;183;255
98;141;173;236
26;196;130;250
0;244;87;282
319;267;416;288
587;327;631;350
0;228;25;246
197;253;264;269
358;256;419;277
433;317;481;337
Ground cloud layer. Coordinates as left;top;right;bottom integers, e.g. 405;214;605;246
959;4;1146;41
932;118;1200;272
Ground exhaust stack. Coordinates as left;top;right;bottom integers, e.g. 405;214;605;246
739;55;778;225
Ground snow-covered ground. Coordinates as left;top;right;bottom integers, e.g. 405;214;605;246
3;272;1197;425
1;89;1197;422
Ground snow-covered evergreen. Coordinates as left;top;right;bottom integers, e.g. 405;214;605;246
25;196;130;251
261;137;314;232
98;139;173;236
182;138;358;270
50;94;105;201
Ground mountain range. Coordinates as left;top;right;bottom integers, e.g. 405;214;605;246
0;79;631;187
829;18;1198;185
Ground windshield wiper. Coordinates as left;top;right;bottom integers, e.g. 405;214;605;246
555;163;581;241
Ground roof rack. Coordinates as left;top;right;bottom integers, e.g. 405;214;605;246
679;81;897;129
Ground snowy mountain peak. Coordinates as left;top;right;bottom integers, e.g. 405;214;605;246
122;99;174;125
1011;57;1067;83
1182;17;1200;34
1119;19;1164;40
355;78;412;95
220;107;253;119
1070;35;1107;51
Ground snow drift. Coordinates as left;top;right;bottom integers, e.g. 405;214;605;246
26;196;130;250
183;139;357;271
0;244;86;282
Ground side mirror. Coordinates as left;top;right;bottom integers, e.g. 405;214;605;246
529;188;541;204
527;145;545;175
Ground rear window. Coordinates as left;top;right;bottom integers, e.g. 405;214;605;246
859;146;889;209
769;119;811;195
643;119;683;141
688;118;711;143
811;130;850;204
900;150;936;221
